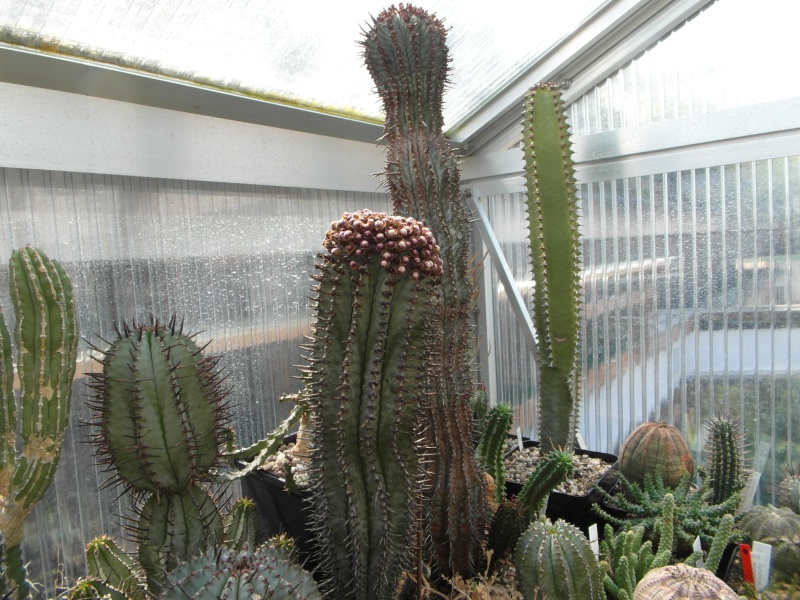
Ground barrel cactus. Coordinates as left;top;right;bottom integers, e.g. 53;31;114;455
703;415;746;504
304;210;442;599
619;421;694;488
0;247;78;598
522;83;583;454
160;544;321;599
477;403;514;504
632;564;737;599
514;519;605;600
362;5;487;578
739;504;800;584
778;474;800;515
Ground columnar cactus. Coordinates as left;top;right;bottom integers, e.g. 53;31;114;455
305;210;442;599
487;500;527;574
160;545;322;599
87;317;229;593
362;5;487;578
703;415;746;504
631;564;738;600
85;536;146;600
619;421;695;488
521;84;583;453
223;497;257;551
516;449;575;520
0;247;78;598
514;518;605;600
477;404;514;504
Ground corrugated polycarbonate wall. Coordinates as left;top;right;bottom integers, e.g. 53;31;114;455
0;168;388;595
486;157;800;506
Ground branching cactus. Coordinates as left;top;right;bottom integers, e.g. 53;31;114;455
477;404;514;504
87;317;229;593
522;84;583;453
305;210;442;599
362;5;487;578
514;518;605;600
0;247;78;598
703;415;747;504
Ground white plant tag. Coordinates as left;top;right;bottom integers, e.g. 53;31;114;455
739;471;761;511
575;432;586;450
752;541;772;591
693;536;704;568
588;523;599;559
516;427;524;451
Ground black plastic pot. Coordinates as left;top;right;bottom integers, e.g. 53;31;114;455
504;440;618;535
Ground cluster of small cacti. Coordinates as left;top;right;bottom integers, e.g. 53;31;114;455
514;519;605;600
515;449;575;520
521;84;583;454
618;421;695;488
362;5;487;579
304;210;442;599
476;403;515;504
702;415;747;504
0;247;78;599
87;317;231;593
594;470;739;556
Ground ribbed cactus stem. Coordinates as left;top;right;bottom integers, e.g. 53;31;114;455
362;5;486;578
704;415;746;504
307;210;441;599
514;518;605;600
487;500;527;574
619;421;695;488
85;535;146;600
516;449;575;520
0;247;78;599
632;564;739;600
522;84;583;453
477;404;514;503
223;497;257;551
703;513;734;574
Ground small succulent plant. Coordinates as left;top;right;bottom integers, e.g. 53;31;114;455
515;449;575;520
631;564;738;600
618;422;695;488
477;403;515;504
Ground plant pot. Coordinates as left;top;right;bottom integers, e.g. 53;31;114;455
238;434;317;568
504;440;618;535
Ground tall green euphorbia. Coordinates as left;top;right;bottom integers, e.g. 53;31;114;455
523;84;583;453
306;209;442;600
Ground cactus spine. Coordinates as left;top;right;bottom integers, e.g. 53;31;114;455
160;545;322;599
631;564;738;600
522;84;583;453
0;247;78;598
619;421;695;488
703;415;746;504
477;404;514;504
88;317;229;593
362;5;487;578
516;449;575;520
514;519;605;600
305;210;442;599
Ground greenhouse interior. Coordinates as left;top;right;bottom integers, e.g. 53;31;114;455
1;0;799;597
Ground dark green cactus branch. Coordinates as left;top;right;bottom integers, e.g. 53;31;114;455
362;4;487;579
703;415;746;505
522;83;583;453
476;403;514;504
306;210;442;599
516;449;575;520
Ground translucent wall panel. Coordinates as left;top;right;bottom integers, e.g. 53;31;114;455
0;168;388;595
570;0;800;135
486;156;800;506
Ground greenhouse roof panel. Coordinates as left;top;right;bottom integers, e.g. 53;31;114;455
0;0;609;130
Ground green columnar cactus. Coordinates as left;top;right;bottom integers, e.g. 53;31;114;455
63;578;128;600
0;247;78;599
160;545;322;600
88;317;229;593
486;500;527;574
516;449;575;520
514;518;605;600
778;475;800;514
305;210;442;599
223;497;257;551
631;564;738;600
477;404;514;504
521;84;583;454
702;513;734;574
703;415;746;504
362;5;487;578
85;536;146;600
619;421;695;488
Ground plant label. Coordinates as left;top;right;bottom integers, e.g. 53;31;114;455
588;523;599;559
516;427;524;451
739;471;761;510
575;432;586;449
693;536;704;568
751;541;772;591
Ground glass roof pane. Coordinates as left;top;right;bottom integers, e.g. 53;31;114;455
0;0;608;130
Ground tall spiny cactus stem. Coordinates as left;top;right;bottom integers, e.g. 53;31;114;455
223;497;257;552
516;449;575;520
522;84;583;454
703;415;746;504
477;404;514;504
306;210;442;600
514;518;605;600
362;5;487;579
0;247;78;598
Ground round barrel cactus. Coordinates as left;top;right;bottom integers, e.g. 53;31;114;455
632;564;738;599
619;422;694;488
778;475;800;515
739;504;800;542
514;519;604;600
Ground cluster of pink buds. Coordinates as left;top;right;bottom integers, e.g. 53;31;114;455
323;209;443;280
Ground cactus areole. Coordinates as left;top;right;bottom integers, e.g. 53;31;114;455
307;210;442;599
